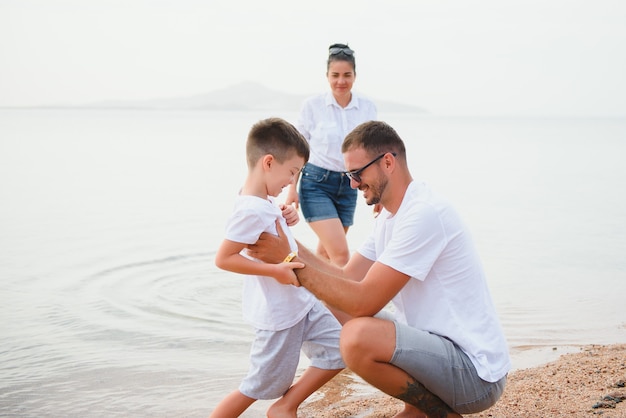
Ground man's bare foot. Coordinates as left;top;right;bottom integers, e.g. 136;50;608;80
392;403;427;418
392;403;463;418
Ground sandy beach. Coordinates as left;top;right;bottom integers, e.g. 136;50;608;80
299;344;626;417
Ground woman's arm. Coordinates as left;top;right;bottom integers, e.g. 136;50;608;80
283;177;300;209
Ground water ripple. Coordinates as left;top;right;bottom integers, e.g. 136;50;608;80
76;251;250;341
0;250;254;416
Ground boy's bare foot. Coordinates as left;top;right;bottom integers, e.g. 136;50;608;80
266;401;296;418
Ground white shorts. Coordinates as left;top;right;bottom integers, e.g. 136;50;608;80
239;300;344;400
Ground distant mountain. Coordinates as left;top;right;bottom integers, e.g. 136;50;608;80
84;81;427;114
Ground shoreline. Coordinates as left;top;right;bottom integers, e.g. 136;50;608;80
299;343;626;417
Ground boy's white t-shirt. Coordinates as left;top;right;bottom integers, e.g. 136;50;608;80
358;181;511;383
224;195;316;331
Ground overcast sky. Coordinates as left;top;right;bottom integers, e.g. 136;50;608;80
1;0;625;116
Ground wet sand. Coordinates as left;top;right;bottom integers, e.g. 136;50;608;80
299;344;626;417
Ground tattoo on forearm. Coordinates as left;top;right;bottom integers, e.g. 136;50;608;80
397;378;456;418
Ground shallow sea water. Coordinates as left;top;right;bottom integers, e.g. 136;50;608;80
1;109;625;416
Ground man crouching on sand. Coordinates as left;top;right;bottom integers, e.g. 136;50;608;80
248;121;510;418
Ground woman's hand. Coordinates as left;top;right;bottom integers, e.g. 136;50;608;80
248;220;291;264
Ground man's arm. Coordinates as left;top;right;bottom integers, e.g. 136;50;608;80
293;253;408;317
249;221;409;317
247;220;367;281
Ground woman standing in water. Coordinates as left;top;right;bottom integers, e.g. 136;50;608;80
286;43;377;266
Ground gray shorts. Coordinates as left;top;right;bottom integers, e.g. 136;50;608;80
391;321;506;414
239;300;344;400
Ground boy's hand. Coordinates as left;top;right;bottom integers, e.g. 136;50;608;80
280;204;299;227
272;261;305;286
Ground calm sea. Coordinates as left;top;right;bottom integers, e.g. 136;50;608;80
1;109;625;417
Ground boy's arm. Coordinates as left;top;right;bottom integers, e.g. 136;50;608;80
215;238;301;286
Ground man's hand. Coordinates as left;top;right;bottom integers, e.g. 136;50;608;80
280;203;299;227
248;220;291;264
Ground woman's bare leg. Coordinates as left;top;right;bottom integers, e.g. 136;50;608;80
308;218;350;266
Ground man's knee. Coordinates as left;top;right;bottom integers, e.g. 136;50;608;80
340;317;396;367
339;317;376;367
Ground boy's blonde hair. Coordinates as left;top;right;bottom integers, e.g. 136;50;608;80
246;118;310;168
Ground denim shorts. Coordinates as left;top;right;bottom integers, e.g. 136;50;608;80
299;162;357;226
391;321;506;414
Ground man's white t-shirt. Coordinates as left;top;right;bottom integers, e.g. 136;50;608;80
358;181;511;382
224;195;316;331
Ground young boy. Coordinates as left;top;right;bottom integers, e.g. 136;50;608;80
210;118;344;418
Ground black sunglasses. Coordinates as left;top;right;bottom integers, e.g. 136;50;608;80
344;152;396;183
329;45;354;56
